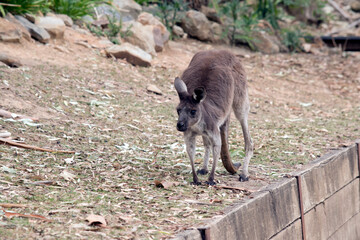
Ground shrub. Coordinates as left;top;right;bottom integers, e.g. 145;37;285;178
0;0;50;16
51;0;111;20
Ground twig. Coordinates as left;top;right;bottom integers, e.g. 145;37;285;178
326;18;360;35
215;185;254;193
0;138;75;154
0;203;27;208
327;0;351;21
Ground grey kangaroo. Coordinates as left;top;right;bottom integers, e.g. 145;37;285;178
174;50;253;185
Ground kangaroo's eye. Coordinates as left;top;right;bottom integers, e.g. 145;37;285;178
177;109;181;115
190;110;196;116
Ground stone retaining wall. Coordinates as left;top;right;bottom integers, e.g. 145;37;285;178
173;141;360;240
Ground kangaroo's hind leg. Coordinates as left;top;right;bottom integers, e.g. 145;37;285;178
233;95;254;181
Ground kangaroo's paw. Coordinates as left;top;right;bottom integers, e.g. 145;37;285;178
197;169;209;175
239;173;249;182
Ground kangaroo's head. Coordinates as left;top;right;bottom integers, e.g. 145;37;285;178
174;77;206;132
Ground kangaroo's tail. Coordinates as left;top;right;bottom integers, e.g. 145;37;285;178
220;127;241;174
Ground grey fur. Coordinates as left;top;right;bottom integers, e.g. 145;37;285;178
174;50;253;185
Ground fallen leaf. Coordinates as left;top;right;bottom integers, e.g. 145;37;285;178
64;156;75;164
154;180;180;189
85;214;107;227
60;170;76;181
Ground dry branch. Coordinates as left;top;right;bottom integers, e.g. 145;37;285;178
327;0;351;21
0;138;75;154
215;185;254;193
0;203;27;208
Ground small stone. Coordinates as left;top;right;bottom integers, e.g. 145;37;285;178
146;84;162;95
350;0;360;12
106;42;152;67
172;25;184;38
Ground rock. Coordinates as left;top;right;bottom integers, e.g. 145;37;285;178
172;25;184;38
24;13;36;23
181;10;211;41
112;0;142;20
250;31;280;54
35;16;66;39
350;0;360;12
0;18;22;43
106;42;152;67
79;15;94;25
137;12;170;52
0;53;23;68
4;14;32;41
96;0;142;23
95;4;124;22
285;3;323;24
146;84;162;95
15;15;50;43
122;21;156;56
200;6;221;23
210;22;228;44
56;14;73;27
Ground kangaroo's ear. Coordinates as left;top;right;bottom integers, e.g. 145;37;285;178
193;87;206;103
174;77;188;99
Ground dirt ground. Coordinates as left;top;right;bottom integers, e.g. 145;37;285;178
0;27;359;239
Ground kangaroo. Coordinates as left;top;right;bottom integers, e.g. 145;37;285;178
174;50;253;185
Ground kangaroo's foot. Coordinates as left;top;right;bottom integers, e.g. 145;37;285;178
239;173;249;182
197;169;209;175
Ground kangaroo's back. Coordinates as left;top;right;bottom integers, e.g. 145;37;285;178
181;50;247;117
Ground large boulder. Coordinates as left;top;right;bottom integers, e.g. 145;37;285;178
55;14;73;27
0;18;24;43
122;21;156;56
209;22;228;44
137;12;170;52
96;0;142;22
112;0;142;20
250;31;280;54
181;10;211;41
15;15;50;43
106;42;152;67
4;14;32;41
200;6;221;23
35;16;66;39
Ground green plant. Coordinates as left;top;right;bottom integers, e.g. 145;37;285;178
134;0;152;5
87;14;132;45
0;0;50;16
280;27;304;52
156;0;187;38
255;0;281;29
221;0;258;46
51;0;111;20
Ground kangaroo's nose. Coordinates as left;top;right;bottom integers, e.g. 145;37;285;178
177;122;186;132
